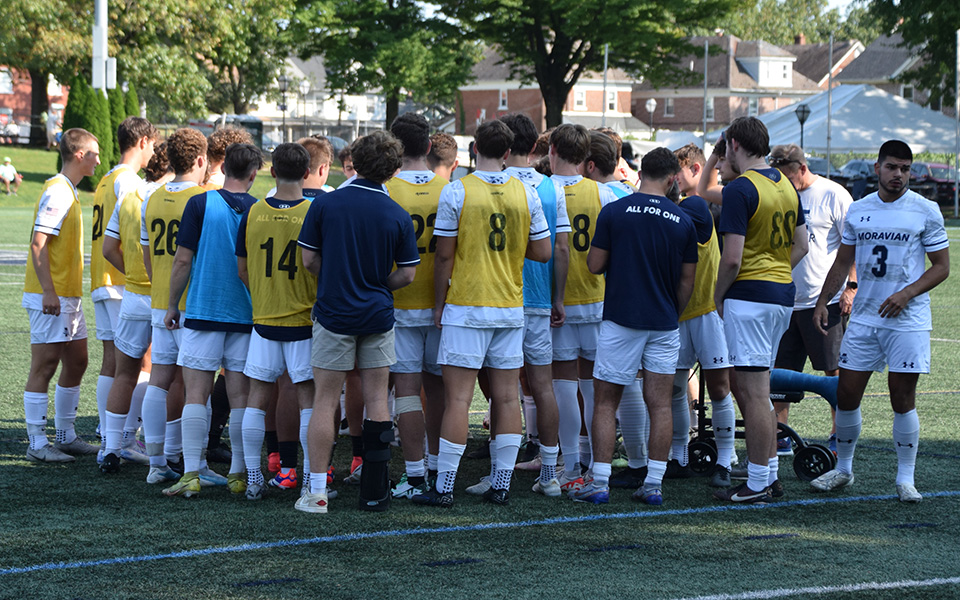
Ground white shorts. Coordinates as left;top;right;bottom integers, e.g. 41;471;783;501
839;322;930;374
594;320;680;384
523;314;553;366
114;292;152;359
391;325;442;376
177;328;250;372
93;298;122;341
438;324;523;370
552;321;599;362
26;307;87;344
677;310;729;370
723;299;791;369
243;329;313;383
151;325;182;365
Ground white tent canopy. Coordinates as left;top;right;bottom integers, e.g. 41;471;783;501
706;84;959;154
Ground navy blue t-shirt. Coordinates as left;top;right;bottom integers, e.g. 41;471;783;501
718;168;805;307
678;195;715;245
297;178;420;335
591;192;699;331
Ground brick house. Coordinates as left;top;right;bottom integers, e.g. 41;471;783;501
0;67;69;141
781;35;864;89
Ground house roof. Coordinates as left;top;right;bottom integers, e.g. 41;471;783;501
836;32;918;83
781;40;862;84
470;46;631;84
735;40;795;59
288;55;327;89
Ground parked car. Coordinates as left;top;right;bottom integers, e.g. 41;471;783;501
838;159;877;199
911;162;957;205
805;157;840;178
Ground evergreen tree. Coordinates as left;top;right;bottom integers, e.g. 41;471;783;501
57;77;92;172
125;84;140;117
89;89;114;188
108;87;126;164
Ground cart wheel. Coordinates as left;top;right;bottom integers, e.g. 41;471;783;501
689;440;717;475
793;444;833;482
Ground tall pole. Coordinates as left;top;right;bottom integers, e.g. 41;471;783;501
827;33;833;179
92;0;108;93
702;40;709;148
601;44;609;128
954;29;959;217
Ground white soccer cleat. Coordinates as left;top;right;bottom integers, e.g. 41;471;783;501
897;483;922;503
465;475;492;496
532;477;562;497
810;469;854;491
146;466;179;484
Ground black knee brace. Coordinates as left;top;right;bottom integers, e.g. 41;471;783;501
359;419;394;511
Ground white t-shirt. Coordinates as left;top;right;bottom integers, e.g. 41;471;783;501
792;176;853;309
504;166;572;234
842;190;948;331
139;181;200;246
434;170;550;328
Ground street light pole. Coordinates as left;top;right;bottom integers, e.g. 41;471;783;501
300;80;310;137
795;103;811;150
645;98;657;141
278;74;289;144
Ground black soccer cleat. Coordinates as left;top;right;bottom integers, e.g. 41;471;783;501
482;487;510;506
99;452;121;474
411;488;454;508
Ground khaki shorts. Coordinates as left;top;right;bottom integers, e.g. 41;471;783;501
311;321;395;371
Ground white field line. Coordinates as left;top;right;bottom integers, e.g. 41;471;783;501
671;576;960;600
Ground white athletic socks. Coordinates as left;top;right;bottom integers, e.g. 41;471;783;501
300;408;312;476
53;384;80;444
165;418;182;462
493;433;521;491
553;379;581;477
522;395;538;441
767;456;779;486
645;459;667;491
310;470;327;495
579;378;595;467
671;373;690;466
488;435;499;480
618;379;648;469
436;437;466;493
579;436;591;471
427;453;439;472
96;375;113;446
405;459;426;478
229;408;245;475
711;393;736;469
105;410;128;455
180;404;208;473
242;407;266;485
23;391;49;450
142;386;168;467
592;462;612;488
124;376;148;441
540;444;559;483
746;462;770;493
893;409;920;486
835;407;862;475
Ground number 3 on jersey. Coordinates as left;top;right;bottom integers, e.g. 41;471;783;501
769;210;796;249
260;237;299;279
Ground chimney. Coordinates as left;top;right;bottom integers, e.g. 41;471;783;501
795;33;806;45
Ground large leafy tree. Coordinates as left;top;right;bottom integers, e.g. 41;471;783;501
435;0;735;128
710;0;883;46
294;0;479;128
868;0;960;106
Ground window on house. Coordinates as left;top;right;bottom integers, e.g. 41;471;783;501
902;85;914;102
783;64;789;80
607;91;616;111
705;97;715;120
574;90;586;110
499;89;508;110
0;70;12;95
748;97;759;116
664;97;674;117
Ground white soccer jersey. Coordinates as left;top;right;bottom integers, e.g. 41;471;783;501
842;190;948;331
793;176;853;309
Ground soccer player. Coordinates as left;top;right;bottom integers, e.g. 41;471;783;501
500;112;570;496
713;117;808;503
574;147;698;505
162;143;262;498
93;116;157;470
549;124;619;485
671;143;737;488
583;131;636;198
22;128;100;462
296;131;419;514
338;145;355;180
236;143;318;500
203;127;253;190
810;140;949;503
412;120;550;508
769;144;855;455
426;132;460;181
383;113;445;499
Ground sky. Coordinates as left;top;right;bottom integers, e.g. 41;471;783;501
827;0;856;15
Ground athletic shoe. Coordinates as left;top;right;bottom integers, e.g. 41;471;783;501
26;444;74;463
246;482;265;500
338;418;350;436
344;460;362;485
810;469;854;492
391;473;428;499
97;448;103;465
167;456;185;476
532;478;562;497
99;452;121;474
828;434;838;456
227;473;246;494
558;473;585;492
514;455;542;471
163;472;201;498
730;462;748;480
709;466;732;488
664;459;693;479
769;479;784;498
713;482;772;503
411;488;454;508
146;466;179;484
569;481;609;504
268;452;281;473
482;487;509;505
633;487;663;505
466;476;492;496
776;438;794;456
54;436;99;456
268;469;298;490
609;466;647;489
198;466;228;487
205;444;232;464
466;440;490;459
611;442;629;469
326;466;334;484
295;491;329;513
517;441;539;464
118;446;150;465
897;483;922;503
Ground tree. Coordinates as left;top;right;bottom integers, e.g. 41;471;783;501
868;0;960;106
294;0;479;128
710;0;884;46
108;87;125;163
125;84;140;117
435;0;735;128
90;89;115;186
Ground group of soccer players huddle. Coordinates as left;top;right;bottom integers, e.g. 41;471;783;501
22;109;948;514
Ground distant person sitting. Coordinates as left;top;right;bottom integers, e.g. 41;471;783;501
1;156;22;195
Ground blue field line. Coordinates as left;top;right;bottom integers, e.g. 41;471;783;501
3;490;960;576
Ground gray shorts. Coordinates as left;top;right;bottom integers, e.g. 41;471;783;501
311;321;396;371
775;304;844;372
